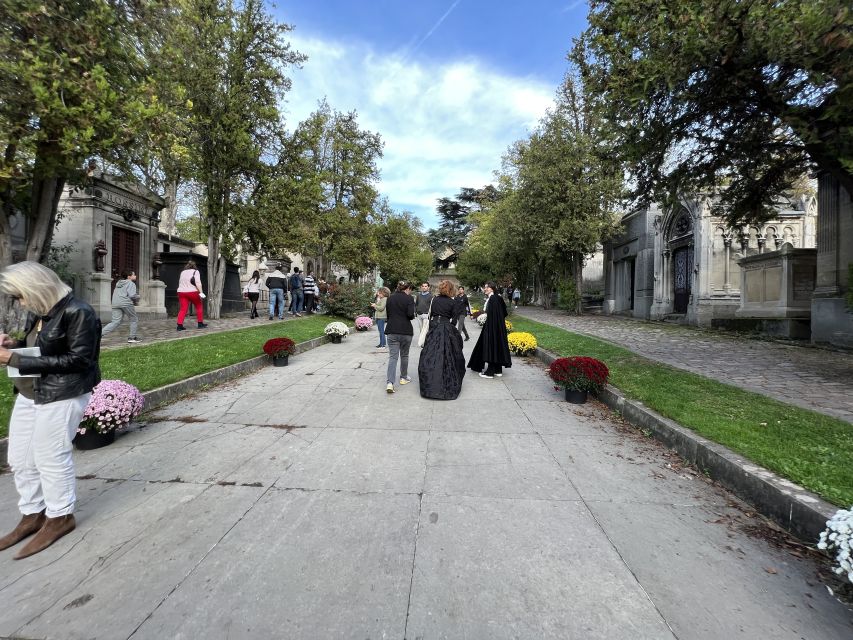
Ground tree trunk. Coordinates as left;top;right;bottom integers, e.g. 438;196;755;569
162;179;179;237
26;174;65;264
572;251;584;315
206;232;226;320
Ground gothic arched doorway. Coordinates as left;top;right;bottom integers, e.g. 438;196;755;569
667;208;694;314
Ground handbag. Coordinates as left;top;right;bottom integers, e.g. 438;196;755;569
417;298;433;348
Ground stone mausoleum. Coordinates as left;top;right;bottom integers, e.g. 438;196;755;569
602;193;817;331
52;171;168;322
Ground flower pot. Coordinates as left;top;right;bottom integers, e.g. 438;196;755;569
329;334;342;344
74;428;116;450
564;389;588;404
273;354;289;367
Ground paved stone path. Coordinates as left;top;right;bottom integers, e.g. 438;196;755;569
514;307;853;424
1;327;850;638
99;310;307;350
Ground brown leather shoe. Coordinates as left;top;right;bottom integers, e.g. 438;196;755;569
0;511;46;551
13;514;75;560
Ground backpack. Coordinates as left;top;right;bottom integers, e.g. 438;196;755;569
290;273;302;290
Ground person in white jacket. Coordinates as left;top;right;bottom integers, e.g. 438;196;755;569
243;270;261;318
101;270;141;343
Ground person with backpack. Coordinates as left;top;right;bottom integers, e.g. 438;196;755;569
264;264;287;321
289;267;304;317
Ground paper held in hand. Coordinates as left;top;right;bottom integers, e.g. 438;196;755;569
6;347;41;378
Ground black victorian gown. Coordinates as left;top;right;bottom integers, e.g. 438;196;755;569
418;295;466;400
467;293;512;373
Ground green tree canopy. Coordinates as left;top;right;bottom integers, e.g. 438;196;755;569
574;0;853;224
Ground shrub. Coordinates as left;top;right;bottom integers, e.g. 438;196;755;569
505;319;514;332
324;283;376;319
547;356;609;393
263;337;296;357
79;380;144;435
556;279;581;314
507;332;537;356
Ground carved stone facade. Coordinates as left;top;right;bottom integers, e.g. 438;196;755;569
604;195;817;327
53;172;167;321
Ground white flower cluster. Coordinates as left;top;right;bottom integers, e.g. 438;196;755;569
324;321;349;337
817;506;853;584
476;313;488;326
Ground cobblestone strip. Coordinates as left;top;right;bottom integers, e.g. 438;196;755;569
514;307;853;424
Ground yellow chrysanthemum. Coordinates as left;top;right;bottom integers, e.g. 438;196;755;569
505;320;514;332
507;331;537;356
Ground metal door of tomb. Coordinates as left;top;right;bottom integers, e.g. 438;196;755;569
111;226;140;291
673;246;692;314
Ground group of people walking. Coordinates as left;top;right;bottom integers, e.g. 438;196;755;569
381;280;511;400
258;265;320;320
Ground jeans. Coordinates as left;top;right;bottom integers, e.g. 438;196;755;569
269;288;285;319
9;393;90;517
456;315;468;339
386;334;412;383
376;319;386;347
102;306;138;338
291;289;304;314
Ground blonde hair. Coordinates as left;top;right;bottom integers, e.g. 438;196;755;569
0;261;72;315
378;287;390;298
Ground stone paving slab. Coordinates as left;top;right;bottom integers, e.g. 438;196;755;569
514;307;853;423
0;325;851;639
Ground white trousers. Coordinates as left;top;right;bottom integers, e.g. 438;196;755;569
8;393;90;517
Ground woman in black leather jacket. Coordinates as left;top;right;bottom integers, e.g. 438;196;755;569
0;261;101;560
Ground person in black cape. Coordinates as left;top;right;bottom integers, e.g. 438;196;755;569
418;279;466;400
467;281;512;378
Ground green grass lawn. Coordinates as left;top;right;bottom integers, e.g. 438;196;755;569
0;315;343;439
510;316;853;507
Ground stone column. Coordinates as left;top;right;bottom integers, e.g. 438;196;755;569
602;242;615;314
89;272;113;323
147;280;168;319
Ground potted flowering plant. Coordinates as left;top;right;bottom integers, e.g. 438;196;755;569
324;321;349;344
75;380;145;449
507;332;537;356
547;356;609;404
263;337;296;366
354;316;373;331
818;506;853;585
505;319;513;332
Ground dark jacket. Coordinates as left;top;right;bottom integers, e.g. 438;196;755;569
265;270;287;291
385;291;416;336
415;292;433;314
9;293;102;404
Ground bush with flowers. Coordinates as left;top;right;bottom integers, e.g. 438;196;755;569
547;356;610;393
476;313;488;326
324;321;349;337
78;380;145;435
507;332;537;356
470;307;481;319
505;319;514;332
818;506;853;585
263;337;296;358
354;316;373;331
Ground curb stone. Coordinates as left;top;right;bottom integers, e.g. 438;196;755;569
0;333;338;467
533;346;836;542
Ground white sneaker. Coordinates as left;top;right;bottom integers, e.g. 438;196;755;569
386;383;395;394
127;337;141;344
479;372;494;379
399;376;411;385
494;373;503;377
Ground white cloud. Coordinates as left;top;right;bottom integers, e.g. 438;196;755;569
283;35;555;228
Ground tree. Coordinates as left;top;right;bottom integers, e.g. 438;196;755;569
0;1;162;331
265;101;383;280
573;0;853;225
372;205;433;286
174;0;304;317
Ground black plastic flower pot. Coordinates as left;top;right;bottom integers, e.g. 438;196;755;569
564;389;588;404
74;428;116;450
273;354;289;367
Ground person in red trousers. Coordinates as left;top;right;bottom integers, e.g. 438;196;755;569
176;260;208;331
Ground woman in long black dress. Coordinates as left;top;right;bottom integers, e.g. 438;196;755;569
418;279;466;400
467;281;512;378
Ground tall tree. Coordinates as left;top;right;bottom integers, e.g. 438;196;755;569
266;101;383;280
175;0;304;317
372;204;433;286
573;0;853;224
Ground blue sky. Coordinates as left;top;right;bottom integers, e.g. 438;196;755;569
271;1;589;229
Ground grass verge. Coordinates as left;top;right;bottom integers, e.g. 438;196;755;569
510;316;853;507
0;315;343;440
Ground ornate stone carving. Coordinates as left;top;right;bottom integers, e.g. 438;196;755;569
94;240;108;272
151;252;162;280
